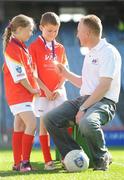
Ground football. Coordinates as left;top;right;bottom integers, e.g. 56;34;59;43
63;149;89;172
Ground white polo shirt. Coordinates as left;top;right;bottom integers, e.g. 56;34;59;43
80;39;121;103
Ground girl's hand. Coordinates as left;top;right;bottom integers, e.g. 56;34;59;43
52;89;62;100
31;88;41;96
44;89;53;100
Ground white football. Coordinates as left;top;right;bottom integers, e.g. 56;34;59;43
63;149;89;172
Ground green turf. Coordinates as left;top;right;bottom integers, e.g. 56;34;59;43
0;148;124;180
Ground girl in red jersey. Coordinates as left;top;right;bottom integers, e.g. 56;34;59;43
29;12;72;170
3;14;40;172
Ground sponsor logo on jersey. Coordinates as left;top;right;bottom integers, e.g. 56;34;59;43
16;73;25;77
45;53;57;61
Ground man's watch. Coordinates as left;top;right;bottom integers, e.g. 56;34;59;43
79;105;86;112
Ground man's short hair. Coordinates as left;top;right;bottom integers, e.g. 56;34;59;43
81;15;102;37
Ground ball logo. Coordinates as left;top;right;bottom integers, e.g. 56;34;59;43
16;66;22;73
64;150;89;172
74;156;84;168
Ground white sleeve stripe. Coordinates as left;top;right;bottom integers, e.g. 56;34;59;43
5;54;27;83
5;52;22;66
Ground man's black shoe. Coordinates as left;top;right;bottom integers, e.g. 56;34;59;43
93;153;112;171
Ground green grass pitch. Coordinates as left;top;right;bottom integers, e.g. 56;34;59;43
0;148;124;180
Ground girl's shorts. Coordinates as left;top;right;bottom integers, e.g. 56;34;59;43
10;102;33;115
32;94;67;117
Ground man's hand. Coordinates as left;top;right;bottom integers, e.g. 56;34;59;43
57;63;68;77
75;110;85;124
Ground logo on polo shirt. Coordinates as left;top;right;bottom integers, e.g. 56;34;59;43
91;58;98;65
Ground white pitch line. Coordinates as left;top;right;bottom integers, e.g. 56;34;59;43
0;160;124;167
0;159;12;162
113;162;124;167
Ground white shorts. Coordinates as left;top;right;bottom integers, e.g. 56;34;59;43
10;102;33;115
32;92;67;117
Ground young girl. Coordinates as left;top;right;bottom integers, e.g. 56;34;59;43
29;12;72;170
3;14;40;172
